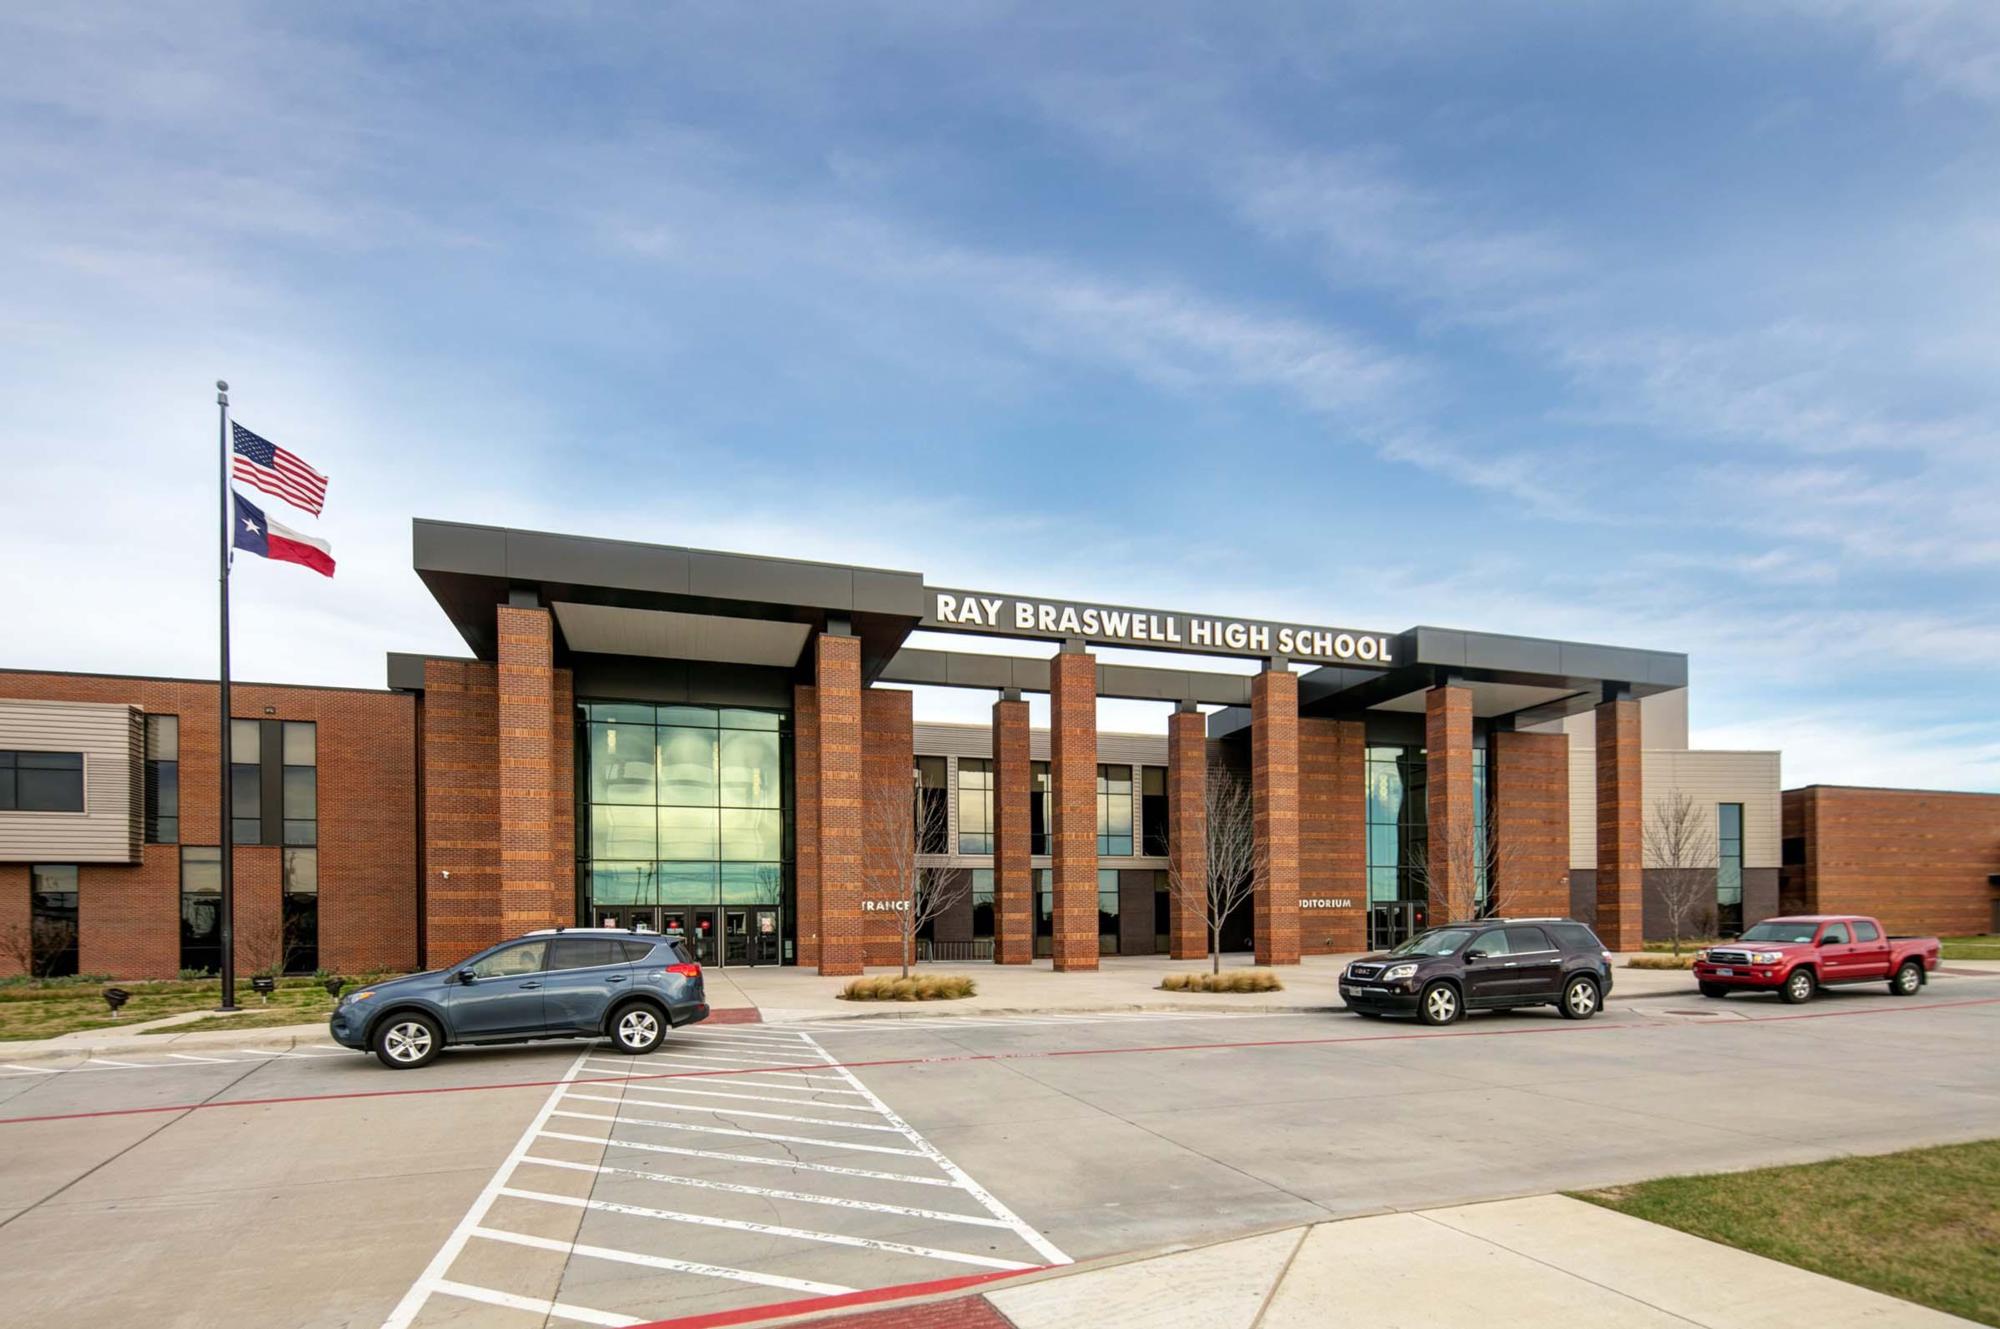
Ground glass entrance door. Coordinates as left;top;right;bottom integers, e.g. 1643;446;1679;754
1368;902;1426;951
594;905;660;933
723;909;750;965
689;907;720;965
751;908;781;965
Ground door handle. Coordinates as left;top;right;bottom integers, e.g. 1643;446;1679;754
605;975;627;984
518;981;542;990
1502;961;1519;968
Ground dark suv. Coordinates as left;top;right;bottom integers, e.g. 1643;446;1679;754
329;928;709;1068
1340;918;1613;1025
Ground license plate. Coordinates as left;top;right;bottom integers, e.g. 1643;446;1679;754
1714;967;1733;976
1341;985;1358;995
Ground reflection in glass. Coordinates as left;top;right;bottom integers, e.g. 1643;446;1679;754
592;805;657;860
659;806;720;860
721;808;782;861
720;730;781;808
591;723;656;804
658;727;719;806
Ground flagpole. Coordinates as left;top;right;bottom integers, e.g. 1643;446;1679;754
216;379;239;1013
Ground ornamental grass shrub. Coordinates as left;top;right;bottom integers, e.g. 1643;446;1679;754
838;974;977;1002
1159;969;1283;993
1626;953;1698;970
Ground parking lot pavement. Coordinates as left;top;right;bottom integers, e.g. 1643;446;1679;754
386;1026;1067;1327
2;982;1996;1327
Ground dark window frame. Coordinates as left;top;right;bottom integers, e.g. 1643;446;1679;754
0;750;86;814
145;715;179;844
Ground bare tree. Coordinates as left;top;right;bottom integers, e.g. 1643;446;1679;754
1645;789;1717;956
1165;769;1265;975
0;921;36;978
867;774;968;978
1409;814;1518;927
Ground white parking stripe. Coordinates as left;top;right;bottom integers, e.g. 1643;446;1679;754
428;1278;642;1327
166;1053;235;1063
536;1129;959;1186
603;1081;888;1112
586;1056;856;1084
550;1106;929;1156
2;1064;58;1074
498;1187;1035;1271
86;1058;145;1068
678;1030;811;1046
637;1050;835;1070
519;1155;1013;1227
562;1090;905;1133
580;1069;868;1097
794;1031;1072;1268
470;1225;854;1296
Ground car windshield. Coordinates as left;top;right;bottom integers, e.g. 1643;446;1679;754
1389;928;1475;957
1737;921;1820;944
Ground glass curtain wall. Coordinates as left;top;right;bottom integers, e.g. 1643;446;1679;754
1717;803;1744;934
580;702;789;927
30;865;79;978
1096;764;1133;856
957;759;994;854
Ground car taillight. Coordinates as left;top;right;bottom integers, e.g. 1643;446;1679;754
666;962;701;978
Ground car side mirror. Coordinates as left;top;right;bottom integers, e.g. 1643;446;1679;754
458;968;478;984
1464;949;1486;962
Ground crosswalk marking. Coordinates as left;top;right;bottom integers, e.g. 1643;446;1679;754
518;1154;1013;1227
469;1225;854;1296
550;1105;931;1156
535;1129;959;1186
561;1090;907;1133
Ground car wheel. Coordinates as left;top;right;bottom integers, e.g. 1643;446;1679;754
374;1013;442;1069
1890;961;1923;996
1418;982;1460;1026
1780;968;1816;1005
609;1002;666;1054
1560;975;1601;1020
1698;982;1729;999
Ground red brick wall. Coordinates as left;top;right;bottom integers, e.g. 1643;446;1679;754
814;635;865;976
496;607;559;937
1300;717;1365;954
793;684;821;969
1425;684;1474;925
1493;729;1569;918
1166;709;1208;959
1595;699;1645;950
0;670;417;979
1787;786;2000;936
1048;651;1099;971
422;659;500;969
1251;670;1301;965
861;687;914;967
992;697;1033;965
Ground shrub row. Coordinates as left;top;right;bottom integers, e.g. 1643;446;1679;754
1159;970;1284;993
838;974;977;1002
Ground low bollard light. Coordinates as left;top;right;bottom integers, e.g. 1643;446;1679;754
250;975;276;1005
103;987;130;1018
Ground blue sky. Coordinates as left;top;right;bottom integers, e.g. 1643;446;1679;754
3;2;1997;789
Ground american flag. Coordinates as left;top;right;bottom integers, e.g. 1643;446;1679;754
231;423;328;516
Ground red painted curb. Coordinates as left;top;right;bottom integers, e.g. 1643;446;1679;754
4;994;1994;1128
706;1008;764;1024
627;1267;1043;1329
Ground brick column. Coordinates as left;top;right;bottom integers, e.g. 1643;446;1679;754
422;658;500;968
1595;697;1644;950
814;634;866;976
1049;650;1099;972
497;606;559;937
1493;729;1569;918
1300;717;1366;953
793;684;821;970
1166;707;1208;959
1424;683;1474;926
861;688;914;967
992;694;1034;964
1251;669;1300;966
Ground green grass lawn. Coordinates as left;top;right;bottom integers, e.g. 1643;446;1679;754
1941;935;2000;961
1578;1138;2000;1326
0;974;390;1041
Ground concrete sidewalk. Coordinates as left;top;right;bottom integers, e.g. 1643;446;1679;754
714;1195;1979;1329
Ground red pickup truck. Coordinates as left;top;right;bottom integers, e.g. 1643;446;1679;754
1692;915;1940;1004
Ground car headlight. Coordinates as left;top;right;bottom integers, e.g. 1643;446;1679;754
1694;949;1708;962
343;990;376;1008
1383;963;1418;982
1753;951;1783;965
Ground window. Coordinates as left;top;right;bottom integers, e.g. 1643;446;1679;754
1029;762;1050;855
1717;803;1744;934
0;751;85;813
1820;922;1850;945
230;719;261;844
580;702;789;918
1853;920;1880;942
1472;747;1492;915
145;716;179;843
283;847;318;974
469;942;547;978
1141;766;1168;857
1097;765;1133;856
957;758;994;855
917;756;949;855
1034;867;1053;956
1469;928;1512;956
1500;925;1553;953
1546;922;1603;953
1781;835;1805;867
548;937;621;970
970;868;994;939
1366;746;1427;905
180;847;222;974
282;722;317;847
1098;868;1121;953
30;865;79;978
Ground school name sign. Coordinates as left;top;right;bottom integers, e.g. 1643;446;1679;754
923;589;1400;668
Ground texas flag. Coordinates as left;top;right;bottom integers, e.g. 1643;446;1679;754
232;491;335;578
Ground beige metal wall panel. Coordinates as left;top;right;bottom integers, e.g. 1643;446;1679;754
0;699;142;863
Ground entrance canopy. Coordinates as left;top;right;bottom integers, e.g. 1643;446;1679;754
395;519;1686;728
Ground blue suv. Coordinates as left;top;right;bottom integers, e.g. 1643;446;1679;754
330;928;710;1068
